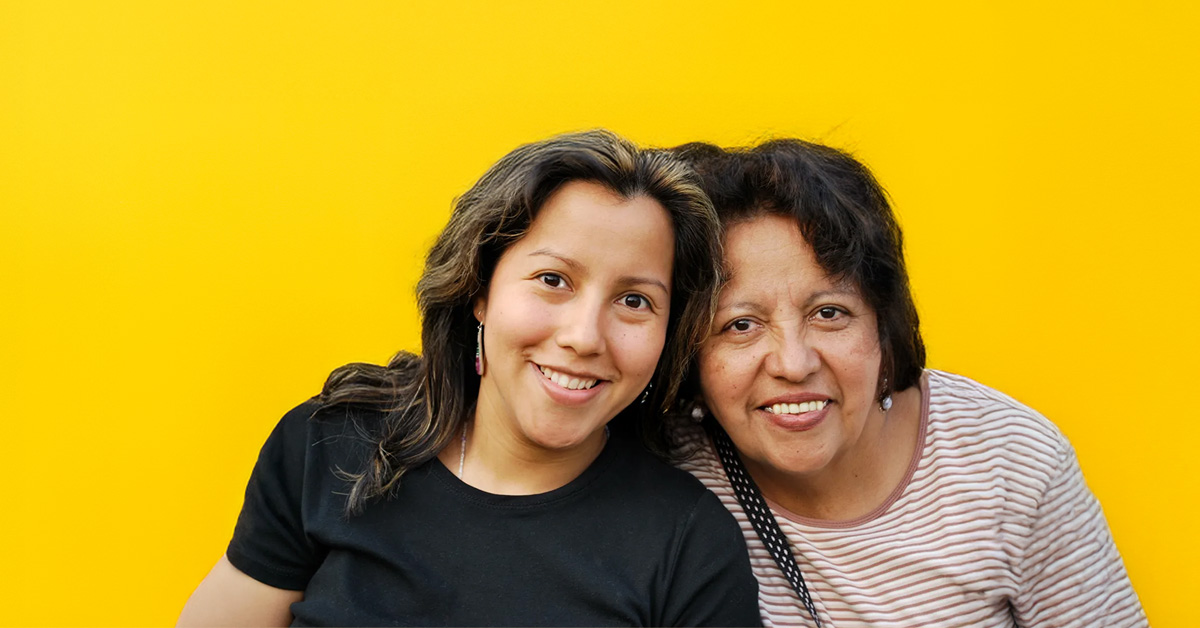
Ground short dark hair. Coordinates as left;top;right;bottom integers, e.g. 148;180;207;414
672;138;925;401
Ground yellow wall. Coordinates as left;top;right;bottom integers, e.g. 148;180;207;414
2;1;1195;625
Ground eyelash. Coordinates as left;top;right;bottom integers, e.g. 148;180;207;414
621;294;651;311
538;272;566;288
812;306;847;322
723;318;758;334
721;306;847;334
537;273;654;312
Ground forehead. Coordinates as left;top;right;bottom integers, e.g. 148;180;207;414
508;180;676;272
720;214;852;301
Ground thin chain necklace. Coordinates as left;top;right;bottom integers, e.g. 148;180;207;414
458;423;468;477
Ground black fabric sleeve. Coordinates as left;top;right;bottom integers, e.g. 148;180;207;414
660;490;762;627
225;402;324;590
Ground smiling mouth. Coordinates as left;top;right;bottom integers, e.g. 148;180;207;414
538;365;601;391
762;400;830;415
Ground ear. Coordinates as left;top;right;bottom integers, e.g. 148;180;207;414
472;295;487;325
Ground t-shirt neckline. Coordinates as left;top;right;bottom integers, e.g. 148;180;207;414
428;430;621;509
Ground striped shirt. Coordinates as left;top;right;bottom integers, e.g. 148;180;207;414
675;370;1147;627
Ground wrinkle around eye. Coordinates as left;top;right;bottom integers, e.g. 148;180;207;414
719;317;762;335
809;305;853;329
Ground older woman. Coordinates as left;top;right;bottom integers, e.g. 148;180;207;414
671;140;1147;627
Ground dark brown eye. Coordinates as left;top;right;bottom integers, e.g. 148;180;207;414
730;319;753;332
539;273;564;288
623;294;650;310
817;307;840;320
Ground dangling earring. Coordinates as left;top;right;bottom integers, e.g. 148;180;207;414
475;322;485;376
639;381;654;405
879;376;893;412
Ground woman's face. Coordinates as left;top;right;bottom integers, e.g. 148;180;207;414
700;213;883;480
475;180;675;451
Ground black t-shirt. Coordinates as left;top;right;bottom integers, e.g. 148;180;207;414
227;402;761;627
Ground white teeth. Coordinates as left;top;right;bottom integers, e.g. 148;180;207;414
765;400;829;415
539;366;598;390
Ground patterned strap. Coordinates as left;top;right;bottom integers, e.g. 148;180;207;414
709;424;823;628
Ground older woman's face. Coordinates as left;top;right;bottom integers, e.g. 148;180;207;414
700;213;883;479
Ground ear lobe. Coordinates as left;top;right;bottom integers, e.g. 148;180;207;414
472;296;486;324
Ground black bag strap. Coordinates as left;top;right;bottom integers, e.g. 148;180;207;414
709;424;823;628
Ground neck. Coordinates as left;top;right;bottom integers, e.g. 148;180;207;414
437;403;609;496
747;385;923;521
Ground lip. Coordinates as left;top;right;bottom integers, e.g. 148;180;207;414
760;392;831;406
532;362;607;406
537;362;606;381
757;394;832;432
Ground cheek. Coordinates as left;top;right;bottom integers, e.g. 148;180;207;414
488;291;556;348
846;336;883;378
610;321;668;378
699;346;757;410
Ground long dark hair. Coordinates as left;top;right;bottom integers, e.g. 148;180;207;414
321;130;722;514
672;138;926;404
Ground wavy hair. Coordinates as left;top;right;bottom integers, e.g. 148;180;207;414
320;130;721;514
672;138;926;405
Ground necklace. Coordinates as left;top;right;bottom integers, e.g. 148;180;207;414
458;423;467;478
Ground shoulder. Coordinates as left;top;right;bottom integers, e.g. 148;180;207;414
926;369;1069;458
616;436;720;500
923;370;1075;508
601;436;737;528
260;399;388;474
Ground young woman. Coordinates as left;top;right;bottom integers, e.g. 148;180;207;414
177;130;760;627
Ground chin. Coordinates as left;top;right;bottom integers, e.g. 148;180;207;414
524;423;600;451
766;451;834;477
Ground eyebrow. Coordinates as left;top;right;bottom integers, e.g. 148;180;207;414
803;288;860;308
529;248;670;295
717;288;861;313
717;301;770;315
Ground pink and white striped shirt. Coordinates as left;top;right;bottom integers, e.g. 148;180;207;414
676;370;1147;627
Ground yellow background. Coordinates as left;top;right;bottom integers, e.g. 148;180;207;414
2;1;1195;625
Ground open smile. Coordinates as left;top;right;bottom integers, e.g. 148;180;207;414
763;400;830;415
757;396;832;431
532;363;608;406
538;364;602;390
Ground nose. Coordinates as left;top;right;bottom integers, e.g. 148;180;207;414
763;327;821;382
554;296;607;356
